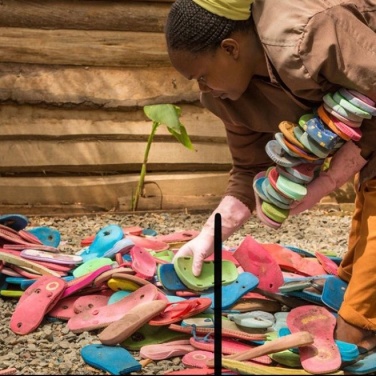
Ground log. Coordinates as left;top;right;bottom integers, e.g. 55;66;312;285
0;27;169;67
0;139;231;173
0;172;228;211
0;104;225;140
0;64;199;106
0;0;172;32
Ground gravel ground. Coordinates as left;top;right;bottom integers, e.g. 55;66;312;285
0;207;353;375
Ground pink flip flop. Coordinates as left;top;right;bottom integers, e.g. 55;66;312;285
261;243;327;277
315;251;339;276
129;245;157;280
67;284;159;333
233;235;284;292
10;275;66;334
140;339;195;360
286;305;341;374
182;350;214;368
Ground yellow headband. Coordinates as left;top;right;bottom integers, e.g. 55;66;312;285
192;0;254;20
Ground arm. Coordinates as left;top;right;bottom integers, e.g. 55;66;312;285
290;140;368;215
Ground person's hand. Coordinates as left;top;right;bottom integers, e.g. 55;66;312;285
290;141;367;215
173;195;251;276
173;230;214;276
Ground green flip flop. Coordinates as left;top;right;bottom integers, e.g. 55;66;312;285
261;201;289;223
173;256;238;292
276;174;307;201
121;323;190;351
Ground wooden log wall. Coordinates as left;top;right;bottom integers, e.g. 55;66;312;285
0;0;231;214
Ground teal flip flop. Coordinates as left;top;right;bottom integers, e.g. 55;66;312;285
173;256;238;292
276;174;307;201
200;271;259;309
80;344;141;374
280;326;359;363
26;226;61;247
321;275;347;312
343;350;376;374
78;224;124;262
157;263;190;292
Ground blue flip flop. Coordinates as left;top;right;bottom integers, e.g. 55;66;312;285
321;275;347;312
200;271;259;309
157;263;191;292
81;344;141;374
27;226;61;247
343;350;376;374
0;214;29;231
78;224;124;262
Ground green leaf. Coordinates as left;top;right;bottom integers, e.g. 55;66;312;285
168;125;194;150
144;104;182;133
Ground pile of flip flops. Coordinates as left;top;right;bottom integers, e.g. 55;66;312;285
254;88;376;229
1;213;376;375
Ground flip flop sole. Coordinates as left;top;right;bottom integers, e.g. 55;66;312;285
286;305;341;374
10;275;66;334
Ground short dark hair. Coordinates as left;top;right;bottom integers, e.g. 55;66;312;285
165;0;253;53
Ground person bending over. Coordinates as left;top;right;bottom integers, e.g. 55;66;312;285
165;0;376;350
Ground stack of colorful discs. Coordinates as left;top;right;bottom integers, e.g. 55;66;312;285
254;88;375;228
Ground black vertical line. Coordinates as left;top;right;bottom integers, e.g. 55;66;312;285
214;213;222;374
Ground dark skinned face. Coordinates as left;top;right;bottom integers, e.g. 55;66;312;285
168;35;258;101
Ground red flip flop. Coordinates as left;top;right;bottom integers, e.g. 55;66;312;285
233;235;284;292
149;298;212;326
261;243;327;276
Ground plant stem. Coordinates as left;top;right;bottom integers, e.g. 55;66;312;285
132;121;159;211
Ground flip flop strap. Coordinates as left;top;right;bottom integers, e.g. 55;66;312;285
165;300;201;319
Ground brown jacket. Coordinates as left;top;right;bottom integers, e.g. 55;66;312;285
201;0;376;211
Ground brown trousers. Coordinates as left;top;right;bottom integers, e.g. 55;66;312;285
337;174;376;330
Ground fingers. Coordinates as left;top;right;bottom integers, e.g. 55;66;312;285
172;243;193;262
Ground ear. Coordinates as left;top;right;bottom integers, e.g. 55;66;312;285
220;38;240;59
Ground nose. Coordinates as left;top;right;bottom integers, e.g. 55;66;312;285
197;81;211;93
